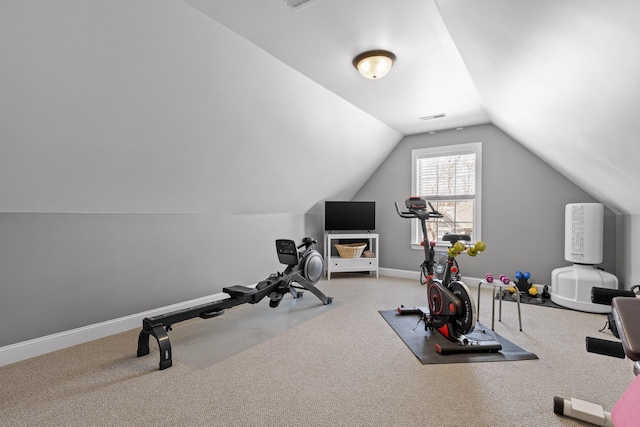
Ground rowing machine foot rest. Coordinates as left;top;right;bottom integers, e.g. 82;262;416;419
223;285;259;299
200;309;225;319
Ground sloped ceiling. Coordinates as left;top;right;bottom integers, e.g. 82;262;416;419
437;0;640;215
0;0;401;214
1;0;639;214
182;0;640;215
182;0;490;135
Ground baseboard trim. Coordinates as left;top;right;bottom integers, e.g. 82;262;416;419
2;273;531;368
379;268;420;280
0;292;230;368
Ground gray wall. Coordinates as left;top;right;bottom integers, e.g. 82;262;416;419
354;124;617;285
1;123;628;349
617;214;640;289
0;0;400;216
0;213;315;347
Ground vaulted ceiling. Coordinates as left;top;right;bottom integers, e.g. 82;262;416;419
183;0;640;214
1;0;639;214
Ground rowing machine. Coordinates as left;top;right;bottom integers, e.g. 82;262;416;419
136;237;332;370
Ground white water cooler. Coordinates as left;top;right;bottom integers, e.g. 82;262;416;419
551;203;618;313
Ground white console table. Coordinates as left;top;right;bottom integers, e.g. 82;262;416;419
324;233;379;280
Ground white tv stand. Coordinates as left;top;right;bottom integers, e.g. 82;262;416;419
324;232;379;280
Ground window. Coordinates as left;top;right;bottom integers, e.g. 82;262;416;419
410;142;482;248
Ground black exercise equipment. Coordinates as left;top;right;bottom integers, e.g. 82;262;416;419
554;286;640;426
395;197;501;354
136;237;333;370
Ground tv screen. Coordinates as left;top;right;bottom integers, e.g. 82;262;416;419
324;201;376;232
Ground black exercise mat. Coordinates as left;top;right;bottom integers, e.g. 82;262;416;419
379;310;538;364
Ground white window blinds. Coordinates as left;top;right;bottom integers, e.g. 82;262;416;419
410;142;482;245
417;153;476;200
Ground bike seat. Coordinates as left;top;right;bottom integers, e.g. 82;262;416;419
442;233;471;243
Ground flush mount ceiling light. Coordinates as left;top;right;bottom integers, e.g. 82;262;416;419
352;50;396;79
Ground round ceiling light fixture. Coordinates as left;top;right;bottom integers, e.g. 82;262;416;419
352;50;396;79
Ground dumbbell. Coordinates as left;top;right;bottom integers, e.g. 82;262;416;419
468;241;486;257
485;273;510;284
448;241;467;257
515;270;531;280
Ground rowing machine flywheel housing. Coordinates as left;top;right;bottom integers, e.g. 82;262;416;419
301;250;323;284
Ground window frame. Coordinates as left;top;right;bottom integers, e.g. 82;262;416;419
410;142;482;250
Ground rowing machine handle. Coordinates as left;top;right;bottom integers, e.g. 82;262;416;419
298;237;317;249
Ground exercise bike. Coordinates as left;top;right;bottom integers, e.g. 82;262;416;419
137;237;333;370
395;197;502;354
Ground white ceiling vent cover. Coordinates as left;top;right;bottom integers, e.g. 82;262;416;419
283;0;319;9
419;113;447;121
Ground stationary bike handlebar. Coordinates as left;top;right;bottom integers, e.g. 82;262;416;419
394;201;443;220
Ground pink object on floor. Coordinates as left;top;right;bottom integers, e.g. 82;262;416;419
611;374;640;427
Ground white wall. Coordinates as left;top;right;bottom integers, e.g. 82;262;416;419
0;0;401;214
618;215;640;290
0;212;315;347
0;0;400;350
2;0;638;361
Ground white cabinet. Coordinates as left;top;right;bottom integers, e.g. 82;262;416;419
324;233;379;280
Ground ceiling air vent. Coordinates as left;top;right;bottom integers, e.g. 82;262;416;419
419;113;447;121
283;0;319;9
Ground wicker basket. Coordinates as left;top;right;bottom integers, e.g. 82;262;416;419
334;243;367;258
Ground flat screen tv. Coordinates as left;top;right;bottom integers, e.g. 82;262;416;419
324;201;376;232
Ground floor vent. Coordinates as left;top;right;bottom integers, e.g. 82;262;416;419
282;0;319;10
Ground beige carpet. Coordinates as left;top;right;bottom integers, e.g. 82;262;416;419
1;274;634;426
149;293;337;369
